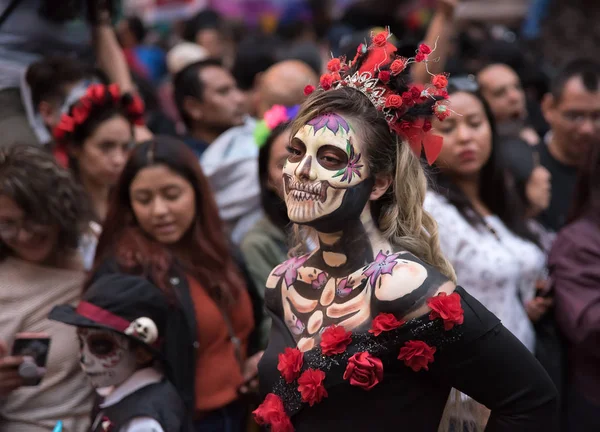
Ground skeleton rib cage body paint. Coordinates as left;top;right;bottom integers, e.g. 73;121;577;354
271;113;451;352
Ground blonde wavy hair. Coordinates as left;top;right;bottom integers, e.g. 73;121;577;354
289;87;490;432
289;87;456;282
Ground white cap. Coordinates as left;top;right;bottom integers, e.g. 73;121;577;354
167;42;209;75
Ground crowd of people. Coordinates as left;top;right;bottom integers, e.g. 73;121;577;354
0;0;599;431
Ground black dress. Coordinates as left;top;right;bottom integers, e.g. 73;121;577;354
257;287;558;431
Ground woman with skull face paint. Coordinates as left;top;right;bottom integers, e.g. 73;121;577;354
0;145;94;431
90;137;259;431
253;31;558;432
50;274;191;432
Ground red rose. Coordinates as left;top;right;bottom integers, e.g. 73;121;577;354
427;292;464;330
398;340;436;372
436;89;449;99
372;30;389;47
410;86;422;98
385;94;403;109
297;369;328;406
304;85;315;96
320;325;352;355
432;74;448;89
72;102;90;125
399;120;413;132
86;84;106;104
415;52;426;63
369;313;406;336
320;74;334;91
434;102;451;121
402;91;415;106
277;347;304;383
378;70;391;83
419;43;432;55
253;393;293;431
422;119;432;132
53;114;75;141
389;59;406;75
343;352;384;390
327;58;341;72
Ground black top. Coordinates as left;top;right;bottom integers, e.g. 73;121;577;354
537;142;578;232
258;287;558;431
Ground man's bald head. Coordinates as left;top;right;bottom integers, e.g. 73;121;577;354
257;60;318;117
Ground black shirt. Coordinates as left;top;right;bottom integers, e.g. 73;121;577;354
258;287;558;431
537;142;578;232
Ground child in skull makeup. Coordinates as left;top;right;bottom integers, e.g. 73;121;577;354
49;273;191;432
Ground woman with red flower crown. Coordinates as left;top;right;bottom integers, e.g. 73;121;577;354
253;30;558;432
52;83;146;269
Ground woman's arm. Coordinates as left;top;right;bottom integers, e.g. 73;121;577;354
434;324;558;431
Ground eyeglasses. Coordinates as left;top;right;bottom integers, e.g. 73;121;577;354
0;219;48;241
447;75;480;93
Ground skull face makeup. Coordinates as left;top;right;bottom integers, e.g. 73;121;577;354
77;328;138;388
284;113;373;233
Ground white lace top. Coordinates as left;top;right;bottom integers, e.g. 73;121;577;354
424;191;546;352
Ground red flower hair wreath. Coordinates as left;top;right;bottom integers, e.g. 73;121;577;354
53;83;145;145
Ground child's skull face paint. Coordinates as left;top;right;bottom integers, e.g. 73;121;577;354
77;328;138;389
284;113;371;228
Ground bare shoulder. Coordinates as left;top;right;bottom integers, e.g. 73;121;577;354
371;250;456;320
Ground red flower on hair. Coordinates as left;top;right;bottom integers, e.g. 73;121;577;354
372;30;389;47
107;83;121;103
389;59;406;75
327;58;341;72
410;86;422;99
297;369;328;406
432;74;448;89
436;89;449;99
343;352;383;390
253;393;293;432
320;325;352;356
86;84;106;104
277;347;304;383
427;292;464;330
398;340;436;372
402;91;416;107
385;94;403;109
422;119;432;132
434;101;451;121
127;96;146;125
320;73;334;91
378;70;391;83
72;101;91;125
304;85;316;96
53;114;76;141
399;120;414;132
369;313;406;336
415;52;426;63
419;43;432;55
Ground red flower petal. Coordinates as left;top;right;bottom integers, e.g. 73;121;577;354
419;43;432;55
297;369;328;406
320;325;352;356
398;340;436;372
427;292;464;330
304;85;316;96
343;352;384;390
369;313;406;336
327;58;341;72
372;30;389;47
277;347;304;383
253;393;293;431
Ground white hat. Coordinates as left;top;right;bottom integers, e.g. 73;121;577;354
167;42;209;75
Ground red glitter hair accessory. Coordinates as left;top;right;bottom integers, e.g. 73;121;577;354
312;29;451;164
53;83;145;145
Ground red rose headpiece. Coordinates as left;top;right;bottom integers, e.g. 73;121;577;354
305;29;451;164
53;83;145;145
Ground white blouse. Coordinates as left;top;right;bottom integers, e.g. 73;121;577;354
424;191;546;352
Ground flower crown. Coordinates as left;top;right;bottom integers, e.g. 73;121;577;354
53;83;145;144
304;30;450;164
254;104;300;148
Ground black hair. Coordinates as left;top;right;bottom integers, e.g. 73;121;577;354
183;9;222;42
428;81;541;248
127;16;147;44
258;122;291;231
172;59;223;129
568;138;600;224
278;42;322;77
232;35;279;91
26;56;90;108
551;58;600;101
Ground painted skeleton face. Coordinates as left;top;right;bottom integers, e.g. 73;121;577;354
284;113;371;231
77;328;138;388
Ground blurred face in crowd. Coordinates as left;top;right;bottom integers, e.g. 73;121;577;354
70;115;132;189
0;195;59;264
526;165;551;217
187;66;246;134
478;64;526;124
542;76;600;166
268;129;291;200
195;28;223;59
433;92;493;178
38;82;79;131
130;164;196;245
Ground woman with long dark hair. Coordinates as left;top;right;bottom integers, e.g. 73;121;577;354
91;136;259;431
549;142;600;431
425;78;550;353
